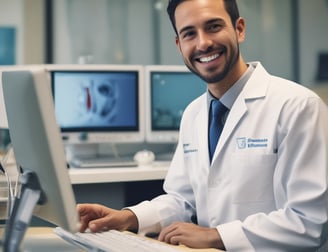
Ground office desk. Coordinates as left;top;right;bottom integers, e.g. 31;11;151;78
0;227;223;252
0;161;169;185
69;161;169;184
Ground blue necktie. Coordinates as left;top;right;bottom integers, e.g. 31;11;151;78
209;100;227;162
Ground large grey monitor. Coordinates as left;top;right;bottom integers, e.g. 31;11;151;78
1;67;80;251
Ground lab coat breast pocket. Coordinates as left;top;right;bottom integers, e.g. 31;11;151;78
230;152;277;204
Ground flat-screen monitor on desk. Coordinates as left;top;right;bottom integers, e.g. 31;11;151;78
47;64;145;144
46;64;145;163
145;65;206;143
1;67;80;251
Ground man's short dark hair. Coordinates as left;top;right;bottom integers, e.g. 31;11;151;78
167;0;240;35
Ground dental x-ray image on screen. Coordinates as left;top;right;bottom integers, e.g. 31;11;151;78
47;64;145;144
53;71;137;129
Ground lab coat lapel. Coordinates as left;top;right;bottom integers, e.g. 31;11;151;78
196;97;212;166
215;95;247;153
212;62;270;161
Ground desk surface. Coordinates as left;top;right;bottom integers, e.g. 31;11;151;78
0;227;223;252
69;161;169;184
0;162;169;185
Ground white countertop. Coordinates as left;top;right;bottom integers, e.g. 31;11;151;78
69;161;169;184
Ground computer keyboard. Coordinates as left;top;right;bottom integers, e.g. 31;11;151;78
69;156;138;168
54;227;181;252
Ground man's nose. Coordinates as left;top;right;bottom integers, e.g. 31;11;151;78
196;31;214;52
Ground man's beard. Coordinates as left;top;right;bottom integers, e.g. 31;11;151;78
185;46;240;84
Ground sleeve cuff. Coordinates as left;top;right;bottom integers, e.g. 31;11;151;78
125;200;162;235
217;220;254;251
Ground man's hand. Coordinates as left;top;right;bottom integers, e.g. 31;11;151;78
158;222;225;249
77;203;138;233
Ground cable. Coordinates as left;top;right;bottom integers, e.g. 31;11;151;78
0;145;20;219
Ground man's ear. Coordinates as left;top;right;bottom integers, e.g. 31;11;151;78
235;17;246;43
175;36;182;54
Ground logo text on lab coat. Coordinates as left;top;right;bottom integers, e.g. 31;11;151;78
183;143;198;153
237;137;268;149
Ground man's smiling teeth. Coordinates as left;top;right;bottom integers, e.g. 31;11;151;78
199;53;220;63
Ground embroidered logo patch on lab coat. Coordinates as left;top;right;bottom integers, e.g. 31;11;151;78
237;137;247;149
237;137;268;149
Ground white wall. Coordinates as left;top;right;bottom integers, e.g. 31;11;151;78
24;0;44;64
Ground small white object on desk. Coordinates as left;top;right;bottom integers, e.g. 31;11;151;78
134;150;155;166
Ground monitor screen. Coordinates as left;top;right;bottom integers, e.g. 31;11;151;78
145;65;207;143
2;67;80;249
47;65;145;144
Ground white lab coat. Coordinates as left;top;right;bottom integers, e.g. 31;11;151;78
130;62;328;251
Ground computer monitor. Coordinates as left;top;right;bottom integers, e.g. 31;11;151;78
1;68;80;250
46;64;145;144
145;65;207;143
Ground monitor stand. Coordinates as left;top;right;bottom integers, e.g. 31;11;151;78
1;169;45;252
65;143;126;165
65;143;99;161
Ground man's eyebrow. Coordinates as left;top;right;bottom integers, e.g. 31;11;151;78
178;25;194;36
178;18;225;35
205;18;225;26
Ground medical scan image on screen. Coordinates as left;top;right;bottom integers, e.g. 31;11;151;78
52;71;138;131
151;72;206;131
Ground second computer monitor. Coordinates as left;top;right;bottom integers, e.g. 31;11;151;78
48;64;145;144
145;65;207;143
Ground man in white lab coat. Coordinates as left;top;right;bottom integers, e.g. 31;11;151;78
78;0;328;250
